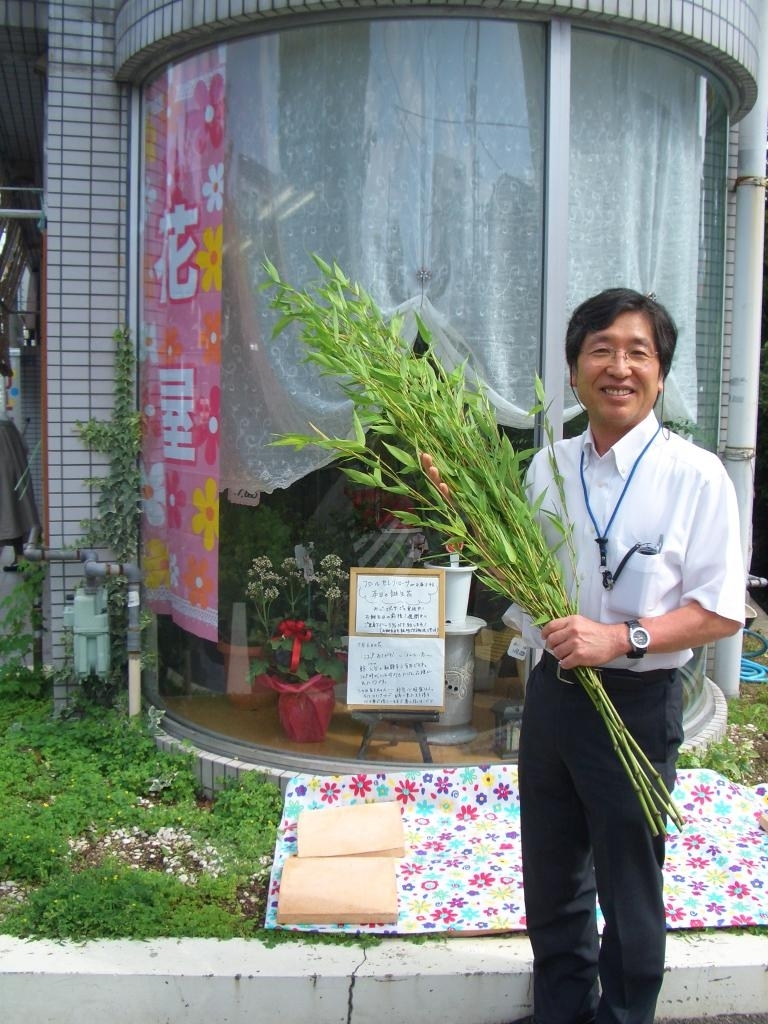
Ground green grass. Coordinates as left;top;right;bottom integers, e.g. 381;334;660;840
0;636;766;942
0;686;285;941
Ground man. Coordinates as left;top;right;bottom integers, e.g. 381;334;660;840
422;287;743;1024
516;288;744;1024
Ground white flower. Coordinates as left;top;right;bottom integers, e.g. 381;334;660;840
202;162;224;212
141;462;166;526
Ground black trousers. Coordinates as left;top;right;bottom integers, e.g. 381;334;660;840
518;657;682;1024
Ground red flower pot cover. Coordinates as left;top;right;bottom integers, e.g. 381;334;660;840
260;673;336;742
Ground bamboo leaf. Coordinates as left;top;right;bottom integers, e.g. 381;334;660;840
380;441;418;471
352;409;367;447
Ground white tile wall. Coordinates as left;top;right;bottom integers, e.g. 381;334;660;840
44;0;129;663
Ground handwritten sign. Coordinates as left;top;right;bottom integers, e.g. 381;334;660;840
351;568;443;635
346;568;445;711
346;635;445;710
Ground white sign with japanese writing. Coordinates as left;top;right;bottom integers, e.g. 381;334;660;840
346;635;445;710
347;568;445;710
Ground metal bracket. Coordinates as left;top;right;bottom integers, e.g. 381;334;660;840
732;175;768;191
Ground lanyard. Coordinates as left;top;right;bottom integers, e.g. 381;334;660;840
579;423;661;590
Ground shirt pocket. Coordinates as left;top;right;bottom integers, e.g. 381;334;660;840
603;548;664;619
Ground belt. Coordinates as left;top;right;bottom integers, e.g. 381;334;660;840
540;650;675;687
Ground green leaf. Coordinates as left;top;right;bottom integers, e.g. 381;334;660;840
352;409;367;447
380;441;418;471
339;467;380;487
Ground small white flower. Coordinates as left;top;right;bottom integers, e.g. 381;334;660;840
202;162;224;213
141;462;166;526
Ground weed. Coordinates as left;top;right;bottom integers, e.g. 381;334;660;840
677;679;768;786
0;694;283;940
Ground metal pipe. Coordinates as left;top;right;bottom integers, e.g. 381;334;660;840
713;18;768;698
23;534;143;713
0;209;44;219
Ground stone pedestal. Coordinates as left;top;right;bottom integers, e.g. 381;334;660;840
426;615;486;745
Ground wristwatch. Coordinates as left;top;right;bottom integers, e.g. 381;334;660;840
625;619;650;659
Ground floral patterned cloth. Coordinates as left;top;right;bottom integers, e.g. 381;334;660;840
265;767;768;934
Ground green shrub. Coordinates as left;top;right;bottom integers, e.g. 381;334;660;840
0;808;70;884
0;695;285;940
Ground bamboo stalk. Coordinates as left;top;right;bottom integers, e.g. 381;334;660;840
263;256;684;835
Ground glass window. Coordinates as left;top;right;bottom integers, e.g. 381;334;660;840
140;18;545;764
139;17;727;766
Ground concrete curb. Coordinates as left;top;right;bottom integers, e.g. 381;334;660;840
1;931;766;1023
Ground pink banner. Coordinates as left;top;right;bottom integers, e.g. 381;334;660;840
140;49;225;642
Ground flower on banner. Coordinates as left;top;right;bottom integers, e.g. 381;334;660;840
159;325;184;364
191;74;224;152
141;462;166;527
165;469;188;530
191;477;219;551
140;377;162;442
182;553;214;608
191;385;220;465
143;538;170;590
202;162;224;212
195;225;222;292
199;310;221;365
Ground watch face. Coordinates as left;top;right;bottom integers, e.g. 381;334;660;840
630;626;650;649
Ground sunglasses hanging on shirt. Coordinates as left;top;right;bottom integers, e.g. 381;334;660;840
597;535;664;591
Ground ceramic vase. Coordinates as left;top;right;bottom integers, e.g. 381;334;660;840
426;561;477;625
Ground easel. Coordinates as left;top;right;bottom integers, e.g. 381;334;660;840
354;709;440;763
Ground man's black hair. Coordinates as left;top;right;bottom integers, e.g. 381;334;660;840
565;288;677;379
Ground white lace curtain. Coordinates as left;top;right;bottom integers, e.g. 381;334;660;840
220;19;708;495
567;31;706;426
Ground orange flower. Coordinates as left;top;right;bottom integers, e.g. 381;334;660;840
199;310;221;365
160;325;183;364
182;554;213;608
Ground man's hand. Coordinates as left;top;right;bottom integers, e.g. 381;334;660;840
541;615;628;668
419;452;452;501
542;601;742;670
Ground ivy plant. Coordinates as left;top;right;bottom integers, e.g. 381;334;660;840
73;325;142;563
71;326;143;696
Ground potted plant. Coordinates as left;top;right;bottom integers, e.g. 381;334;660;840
245;550;349;741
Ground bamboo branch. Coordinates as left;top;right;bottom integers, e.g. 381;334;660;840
263;256;684;835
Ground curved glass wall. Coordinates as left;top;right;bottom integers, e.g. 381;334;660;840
138;17;728;766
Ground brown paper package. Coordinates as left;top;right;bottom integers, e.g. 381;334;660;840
297;800;405;858
277;855;398;924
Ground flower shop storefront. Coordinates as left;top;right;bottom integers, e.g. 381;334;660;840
139;15;730;768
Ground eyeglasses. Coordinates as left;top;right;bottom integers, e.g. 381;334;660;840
581;346;658;369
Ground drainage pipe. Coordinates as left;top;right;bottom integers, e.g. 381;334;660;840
713;25;768;698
